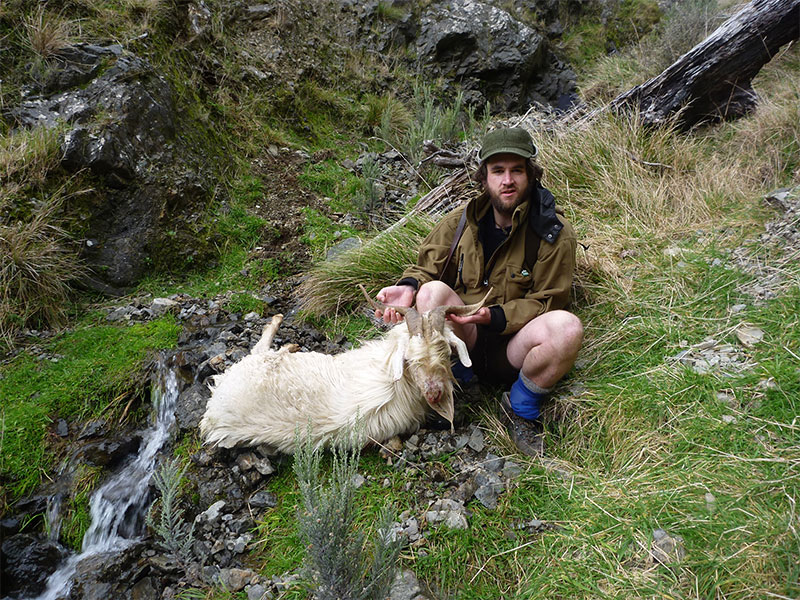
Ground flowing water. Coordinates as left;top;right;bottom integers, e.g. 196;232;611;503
28;357;180;600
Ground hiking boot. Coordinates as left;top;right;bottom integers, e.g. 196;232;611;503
499;392;544;457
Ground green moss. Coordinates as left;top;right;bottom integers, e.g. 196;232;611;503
560;0;662;69
0;317;181;503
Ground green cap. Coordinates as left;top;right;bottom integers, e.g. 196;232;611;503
479;127;538;161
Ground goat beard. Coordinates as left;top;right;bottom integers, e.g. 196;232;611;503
428;390;455;432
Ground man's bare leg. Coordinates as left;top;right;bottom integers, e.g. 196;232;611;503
506;310;584;389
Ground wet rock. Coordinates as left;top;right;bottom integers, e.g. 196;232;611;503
0;533;69;597
176;383;210;431
79;434;142;468
67;540;151;600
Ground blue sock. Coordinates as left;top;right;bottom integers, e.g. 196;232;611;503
508;374;549;420
451;359;474;384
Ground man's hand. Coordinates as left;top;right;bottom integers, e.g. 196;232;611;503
375;285;415;324
447;307;492;326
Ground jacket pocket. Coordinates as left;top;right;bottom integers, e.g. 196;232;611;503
503;263;533;302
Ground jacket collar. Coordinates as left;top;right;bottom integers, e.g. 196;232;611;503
470;183;563;244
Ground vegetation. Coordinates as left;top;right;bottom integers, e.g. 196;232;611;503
147;458;196;568
1;0;798;598
0;316;180;505
294;428;403;599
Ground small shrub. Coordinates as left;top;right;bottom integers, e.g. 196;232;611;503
146;458;196;568
294;428;402;600
357;155;384;214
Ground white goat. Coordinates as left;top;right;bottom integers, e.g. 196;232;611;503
199;289;490;454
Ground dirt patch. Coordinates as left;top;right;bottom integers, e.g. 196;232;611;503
247;151;329;272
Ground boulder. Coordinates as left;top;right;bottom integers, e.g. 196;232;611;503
0;533;69;598
416;0;575;111
8;44;214;290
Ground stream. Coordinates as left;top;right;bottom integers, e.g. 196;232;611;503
27;357;179;600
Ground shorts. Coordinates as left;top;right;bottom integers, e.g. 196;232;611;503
469;328;520;386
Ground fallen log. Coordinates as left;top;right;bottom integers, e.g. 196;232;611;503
612;0;800;128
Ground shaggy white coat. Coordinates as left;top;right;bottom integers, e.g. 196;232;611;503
200;315;469;454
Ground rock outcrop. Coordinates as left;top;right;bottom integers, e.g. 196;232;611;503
8;44;214;291
341;0;577;111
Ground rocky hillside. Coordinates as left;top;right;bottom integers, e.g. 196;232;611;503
3;1;798;599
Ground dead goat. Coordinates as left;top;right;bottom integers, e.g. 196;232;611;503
199;287;491;453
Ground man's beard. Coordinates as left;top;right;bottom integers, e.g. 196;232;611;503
489;182;534;217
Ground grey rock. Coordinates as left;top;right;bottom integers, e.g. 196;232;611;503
390;569;428;600
651;528;686;564
219;567;257;592
197;500;226;525
246;583;271;600
425;498;468;529
325;237;362;261
467;426;485;452
107;306;135;321
248;490;278;509
151;297;179;316
502;460;522;479
474;470;504;509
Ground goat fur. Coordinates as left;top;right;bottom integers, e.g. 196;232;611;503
200;313;472;453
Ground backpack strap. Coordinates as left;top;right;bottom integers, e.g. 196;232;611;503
439;206;468;280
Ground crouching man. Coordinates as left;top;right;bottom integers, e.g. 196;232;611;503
374;127;583;456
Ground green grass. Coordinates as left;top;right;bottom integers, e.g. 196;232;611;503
0;316;181;503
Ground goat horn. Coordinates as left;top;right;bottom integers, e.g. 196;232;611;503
359;284;409;316
358;284;424;336
428;287;495;331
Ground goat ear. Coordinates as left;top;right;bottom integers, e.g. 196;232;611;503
444;328;472;368
389;335;408;381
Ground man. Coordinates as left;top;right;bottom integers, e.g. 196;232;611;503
375;127;583;456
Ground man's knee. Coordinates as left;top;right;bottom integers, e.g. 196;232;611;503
550;310;584;350
416;281;460;311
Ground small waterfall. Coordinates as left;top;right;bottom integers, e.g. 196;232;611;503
29;357;180;600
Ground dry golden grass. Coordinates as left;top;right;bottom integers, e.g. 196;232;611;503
0;196;86;348
22;6;74;60
0;126;65;189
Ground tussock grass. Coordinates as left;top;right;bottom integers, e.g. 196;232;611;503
0;121;65;189
0;197;86;348
295;214;435;315
21;6;75;60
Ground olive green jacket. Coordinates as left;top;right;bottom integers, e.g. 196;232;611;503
400;185;576;336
